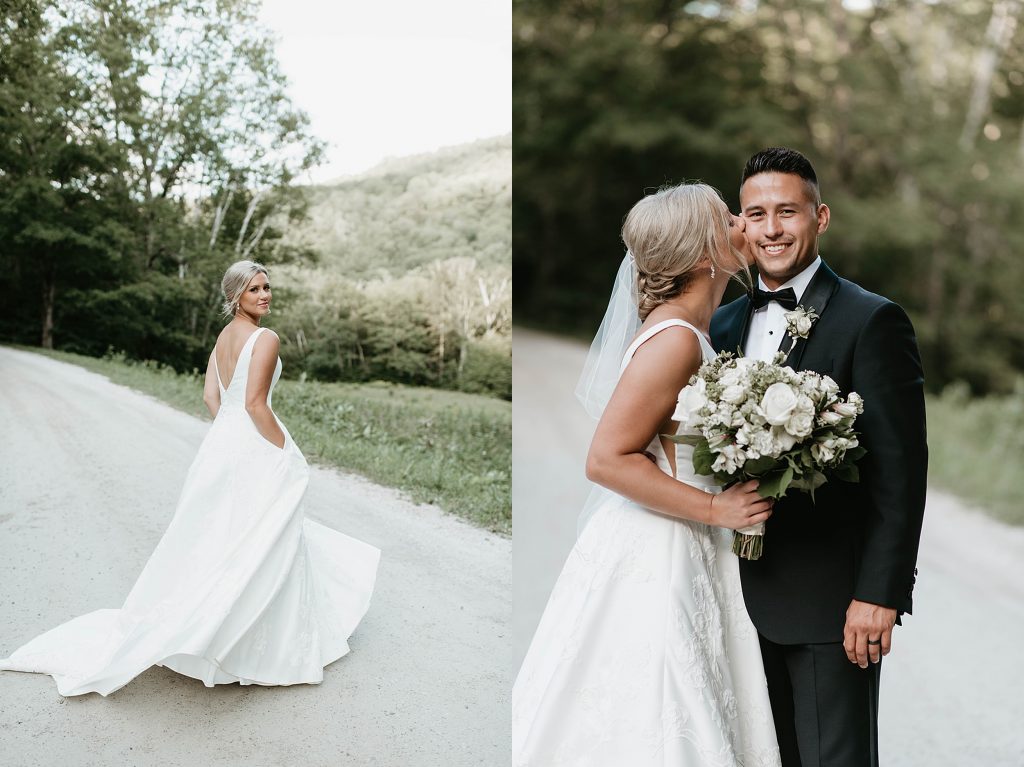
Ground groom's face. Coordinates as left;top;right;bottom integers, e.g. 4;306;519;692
739;172;830;290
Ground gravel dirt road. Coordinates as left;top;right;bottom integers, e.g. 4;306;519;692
513;327;1024;767
0;346;510;767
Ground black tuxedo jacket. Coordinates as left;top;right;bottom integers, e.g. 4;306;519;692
710;261;928;644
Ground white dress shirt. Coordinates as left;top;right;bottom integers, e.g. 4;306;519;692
744;256;822;362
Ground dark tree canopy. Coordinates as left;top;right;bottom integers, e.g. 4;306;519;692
514;0;1024;394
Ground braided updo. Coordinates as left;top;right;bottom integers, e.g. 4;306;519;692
621;183;749;320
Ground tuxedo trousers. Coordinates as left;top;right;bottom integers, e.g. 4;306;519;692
759;634;880;767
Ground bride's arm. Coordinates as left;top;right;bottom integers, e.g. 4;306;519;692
203;352;220;418
585;328;772;529
245;331;286;449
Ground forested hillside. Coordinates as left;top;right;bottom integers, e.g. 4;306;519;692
294;135;511;276
270;136;512;399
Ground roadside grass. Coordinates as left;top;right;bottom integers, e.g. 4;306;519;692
925;382;1024;526
25;347;511;535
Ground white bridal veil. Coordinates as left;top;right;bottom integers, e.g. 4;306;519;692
574;252;642;419
572;252;642;533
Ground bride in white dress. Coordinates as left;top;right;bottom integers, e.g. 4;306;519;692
513;184;782;766
0;260;380;697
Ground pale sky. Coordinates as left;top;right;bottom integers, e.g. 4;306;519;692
258;0;511;183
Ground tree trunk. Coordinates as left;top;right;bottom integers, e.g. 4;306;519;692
437;318;445;382
960;0;1021;150
40;262;56;349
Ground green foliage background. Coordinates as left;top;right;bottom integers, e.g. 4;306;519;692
514;0;1024;395
0;0;512;400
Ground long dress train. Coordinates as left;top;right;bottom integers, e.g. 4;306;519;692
512;319;781;767
0;327;380;696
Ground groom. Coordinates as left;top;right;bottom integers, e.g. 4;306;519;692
711;147;928;767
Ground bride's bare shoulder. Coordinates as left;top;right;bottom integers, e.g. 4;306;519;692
253;328;279;347
215;322;269;352
249;329;280;365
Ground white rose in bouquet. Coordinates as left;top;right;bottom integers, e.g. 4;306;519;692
722;384;748;405
784;395;815;437
718;366;743;389
760;382;798;426
785;411;815;438
672;376;707;426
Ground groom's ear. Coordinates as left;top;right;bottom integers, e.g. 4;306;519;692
815;203;831;235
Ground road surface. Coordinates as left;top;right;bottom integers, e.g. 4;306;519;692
0;346;510;767
513;327;1024;767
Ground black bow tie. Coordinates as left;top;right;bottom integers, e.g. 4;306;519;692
750;286;798;310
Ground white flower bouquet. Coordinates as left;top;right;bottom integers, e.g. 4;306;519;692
669;351;866;560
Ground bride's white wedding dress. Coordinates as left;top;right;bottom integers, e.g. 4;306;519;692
513;319;781;767
0;327;380;697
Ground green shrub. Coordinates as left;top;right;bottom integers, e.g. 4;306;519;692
459;338;512;400
926;381;1024;525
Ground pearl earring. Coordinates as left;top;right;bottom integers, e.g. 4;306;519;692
710;263;717;279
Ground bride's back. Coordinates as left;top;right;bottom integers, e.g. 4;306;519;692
214;322;261;391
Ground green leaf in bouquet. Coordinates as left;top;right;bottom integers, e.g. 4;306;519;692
663;433;703;446
692;441;715;476
800;445;815;468
791;470;827;501
834;464;860;483
809;470;827;502
756;466;794;499
743;456;780;475
846;446;867;461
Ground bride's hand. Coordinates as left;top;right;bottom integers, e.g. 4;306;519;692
708;480;774;530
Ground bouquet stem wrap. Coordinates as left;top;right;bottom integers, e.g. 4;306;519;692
732;522;765;560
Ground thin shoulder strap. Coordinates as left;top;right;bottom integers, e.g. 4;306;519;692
245;326;267;349
240;327;266;364
620;319;712;370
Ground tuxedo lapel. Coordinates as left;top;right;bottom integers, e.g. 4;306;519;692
736;297;754;354
783;260;840;370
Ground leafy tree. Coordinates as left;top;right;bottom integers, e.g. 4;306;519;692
1;0;323;367
0;0;131;347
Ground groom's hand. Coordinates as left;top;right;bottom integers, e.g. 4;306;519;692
843;599;897;668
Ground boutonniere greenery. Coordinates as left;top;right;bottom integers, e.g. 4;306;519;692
784;306;819;341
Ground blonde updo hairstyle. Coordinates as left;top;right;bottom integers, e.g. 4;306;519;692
622;183;751;320
221;260;269;318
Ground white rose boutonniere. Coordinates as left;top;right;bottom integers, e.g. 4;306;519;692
784;305;819;341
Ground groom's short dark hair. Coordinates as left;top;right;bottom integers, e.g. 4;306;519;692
741;147;821;205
